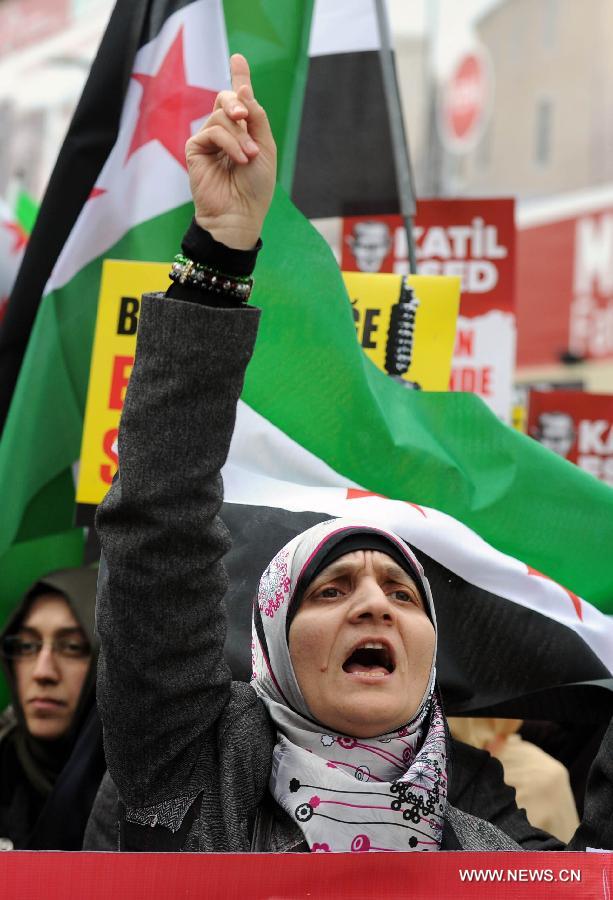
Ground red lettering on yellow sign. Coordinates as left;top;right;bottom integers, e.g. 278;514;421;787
100;428;118;485
527;566;583;621
109;355;134;410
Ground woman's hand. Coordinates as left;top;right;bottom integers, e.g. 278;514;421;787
185;54;277;250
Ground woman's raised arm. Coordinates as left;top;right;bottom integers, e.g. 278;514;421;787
95;55;276;812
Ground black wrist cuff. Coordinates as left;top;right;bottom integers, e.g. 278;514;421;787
181;218;262;278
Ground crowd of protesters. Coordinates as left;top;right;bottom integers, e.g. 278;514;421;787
1;54;613;854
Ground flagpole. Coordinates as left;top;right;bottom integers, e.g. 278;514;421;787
374;0;418;274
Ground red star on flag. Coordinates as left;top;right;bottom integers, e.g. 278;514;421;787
527;565;583;620
2;220;28;253
346;488;427;518
126;26;217;169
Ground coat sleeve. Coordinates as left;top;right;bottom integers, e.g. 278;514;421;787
82;770;119;850
95;293;260;810
566;716;613;851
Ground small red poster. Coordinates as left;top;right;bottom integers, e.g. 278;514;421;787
341;198;515;318
528;390;613;487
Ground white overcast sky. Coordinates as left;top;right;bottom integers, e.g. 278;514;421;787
387;0;503;74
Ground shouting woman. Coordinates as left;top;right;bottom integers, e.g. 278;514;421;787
94;55;613;853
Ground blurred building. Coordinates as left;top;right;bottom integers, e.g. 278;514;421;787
453;0;613;200
0;0;114;201
0;0;427;204
435;0;613;389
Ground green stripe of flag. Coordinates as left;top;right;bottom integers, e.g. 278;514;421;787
0;202;193;558
246;188;613;610
223;0;314;192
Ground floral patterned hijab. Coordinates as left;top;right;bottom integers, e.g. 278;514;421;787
251;518;448;853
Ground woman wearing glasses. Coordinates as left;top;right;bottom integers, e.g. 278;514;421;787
0;567;103;849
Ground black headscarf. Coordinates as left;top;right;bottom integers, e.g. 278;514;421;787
0;567;101;848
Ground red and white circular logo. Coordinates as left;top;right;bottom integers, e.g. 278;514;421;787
439;49;493;152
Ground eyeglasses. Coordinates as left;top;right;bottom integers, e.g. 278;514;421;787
1;635;91;660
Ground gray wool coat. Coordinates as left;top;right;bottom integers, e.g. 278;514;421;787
95;294;613;853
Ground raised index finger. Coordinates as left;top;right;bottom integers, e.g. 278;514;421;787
230;53;252;96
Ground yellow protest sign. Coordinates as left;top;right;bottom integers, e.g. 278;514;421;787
77;262;460;509
76;260;169;507
343;272;460;391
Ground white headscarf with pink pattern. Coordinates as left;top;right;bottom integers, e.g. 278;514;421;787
251;518;447;853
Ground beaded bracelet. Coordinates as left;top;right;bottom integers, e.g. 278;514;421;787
169;253;254;301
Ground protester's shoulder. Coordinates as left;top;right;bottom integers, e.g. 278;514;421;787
449;736;502;793
218;682;273;739
217;682;275;769
83;770;119;851
449;736;518;820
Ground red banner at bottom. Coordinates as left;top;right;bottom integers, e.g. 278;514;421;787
0;851;609;899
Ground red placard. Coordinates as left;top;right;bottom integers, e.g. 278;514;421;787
0;851;603;899
517;203;613;366
341;198;515;318
528;390;613;487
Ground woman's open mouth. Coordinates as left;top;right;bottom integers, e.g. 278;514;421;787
342;641;395;678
